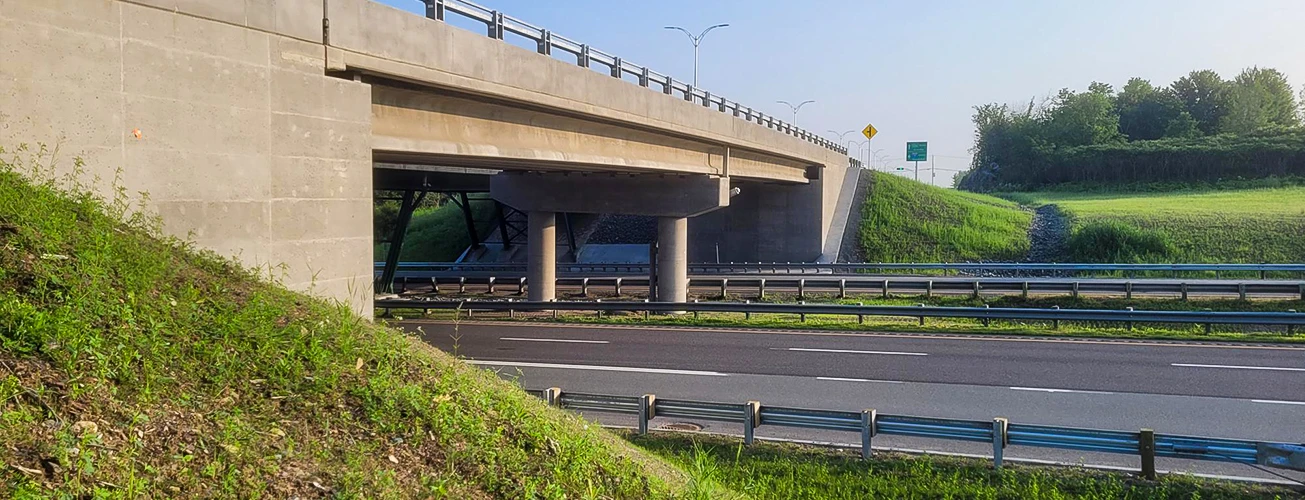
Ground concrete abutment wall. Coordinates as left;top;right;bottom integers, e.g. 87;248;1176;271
1;0;375;315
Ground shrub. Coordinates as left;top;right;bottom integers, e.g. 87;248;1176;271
1068;221;1175;262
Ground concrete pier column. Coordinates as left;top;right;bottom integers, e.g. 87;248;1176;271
528;211;556;302
656;217;688;303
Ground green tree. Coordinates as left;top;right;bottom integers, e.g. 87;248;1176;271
1116;78;1186;140
1163;111;1201;139
1040;83;1123;148
1221;67;1300;134
1171;70;1230;135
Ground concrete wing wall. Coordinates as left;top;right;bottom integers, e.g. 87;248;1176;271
1;0;375;315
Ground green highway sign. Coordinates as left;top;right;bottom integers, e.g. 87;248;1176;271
907;142;928;162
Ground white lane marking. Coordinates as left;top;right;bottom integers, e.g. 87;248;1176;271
1171;363;1305;372
500;337;609;344
414;320;1305;351
780;348;928;356
468;360;727;377
816;377;905;384
1010;387;1114;395
1252;399;1305;406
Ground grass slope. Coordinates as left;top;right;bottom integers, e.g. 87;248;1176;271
860;172;1032;262
1003;187;1305;263
629;433;1299;500
375;201;497;262
0;152;705;498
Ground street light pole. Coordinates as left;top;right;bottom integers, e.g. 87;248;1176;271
664;24;729;88
776;100;815;126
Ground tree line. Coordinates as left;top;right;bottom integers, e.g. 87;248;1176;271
957;68;1305;191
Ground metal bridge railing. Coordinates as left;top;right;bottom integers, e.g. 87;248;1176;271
525;387;1305;479
418;0;847;155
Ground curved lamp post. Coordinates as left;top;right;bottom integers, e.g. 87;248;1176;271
664;24;729;88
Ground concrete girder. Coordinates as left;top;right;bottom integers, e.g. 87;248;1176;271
490;172;730;218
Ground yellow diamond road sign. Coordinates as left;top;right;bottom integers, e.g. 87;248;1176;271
862;124;878;141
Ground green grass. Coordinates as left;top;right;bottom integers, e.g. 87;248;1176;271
374;201;496;262
1002;187;1305;263
0;146;715;498
626;432;1301;500
860;172;1032;262
398;293;1305;344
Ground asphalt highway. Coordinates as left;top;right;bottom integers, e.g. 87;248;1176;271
398;320;1305;482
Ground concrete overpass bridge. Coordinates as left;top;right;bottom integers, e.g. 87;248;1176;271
3;0;862;314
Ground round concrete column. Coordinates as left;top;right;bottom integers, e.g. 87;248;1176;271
528;211;556;302
656;217;688;303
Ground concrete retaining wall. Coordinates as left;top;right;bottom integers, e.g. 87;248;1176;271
1;0;374;315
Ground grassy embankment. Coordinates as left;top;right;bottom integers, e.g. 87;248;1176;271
860;172;1032;262
1003;187;1305;263
0;149;711;498
374;199;496;262
627;433;1299;500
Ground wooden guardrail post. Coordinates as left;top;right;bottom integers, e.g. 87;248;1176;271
545;387;562;407
1139;429;1156;480
860;409;877;460
744;401;761;445
638;394;656;435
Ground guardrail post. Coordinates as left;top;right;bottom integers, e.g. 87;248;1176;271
1203;308;1213;334
798;278;806;299
431;277;440;294
982;304;991;327
857;302;864;324
487;276;496;294
1072;281;1080;299
759;278;766;299
1181;283;1188;301
487;11;504;39
926;280;934;298
578;44;591;68
1021;281;1029;299
798;301;806;322
743;401;760;446
459;277;466;294
610;56;623;78
507;298;515;319
992;418;1008;469
721;278;729;298
1299;283;1304;301
643;299;650;320
536;29;552;55
1289;310;1297;336
581;278;589;297
424;0;445;21
839;279;847;298
596;298;603;318
1125;281;1133;300
918;303;926;326
545;387;562;407
638;394;656;435
1052;305;1060;329
693;299;699;320
1126;306;1134;331
614;278;623;296
1139;429;1156;480
972;281;981;300
518;277;527;295
860;409;877;460
1238;283;1247;301
882;280;890;299
744;300;752;320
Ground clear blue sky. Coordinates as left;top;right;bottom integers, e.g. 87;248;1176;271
378;0;1305;186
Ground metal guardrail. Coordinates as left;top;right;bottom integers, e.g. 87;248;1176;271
420;0;853;160
377;261;1305;279
375;299;1305;330
525;387;1305;478
384;274;1305;301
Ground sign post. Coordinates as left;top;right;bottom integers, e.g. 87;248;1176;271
906;142;928;181
860;124;877;168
